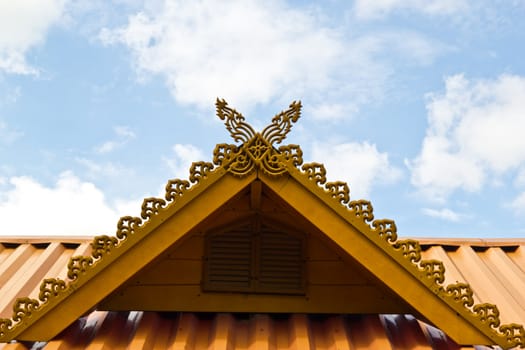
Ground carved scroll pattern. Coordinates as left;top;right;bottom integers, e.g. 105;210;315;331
0;143;218;340
39;279;67;302
446;283;475;307
297;161;525;349
0;100;303;340
0;319;12;338
279;145;303;167
501;324;525;349
216;98;256;143
0;281;68;337
12;299;40;323
141;198;167;221
261;101;301;145
213;100;303;176
0;100;310;339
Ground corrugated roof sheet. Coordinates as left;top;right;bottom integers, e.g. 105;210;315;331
1;237;524;349
0;312;482;349
0;238;92;320
418;238;525;328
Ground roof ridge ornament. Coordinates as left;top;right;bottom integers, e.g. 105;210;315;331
216;98;301;145
214;98;303;176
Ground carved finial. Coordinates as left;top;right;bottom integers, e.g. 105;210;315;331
216;98;301;146
216;98;256;144
261;101;301;145
213;99;303;176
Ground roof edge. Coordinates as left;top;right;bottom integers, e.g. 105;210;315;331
0;160;233;341
0;236;94;244
3;236;524;247
282;163;525;348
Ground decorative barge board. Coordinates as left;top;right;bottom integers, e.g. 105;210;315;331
1;99;523;349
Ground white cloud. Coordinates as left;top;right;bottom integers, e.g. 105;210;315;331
311;141;402;199
0;172;140;236
354;0;468;19
99;0;342;111
307;103;357;121
409;74;525;202
422;207;464;222
96;141;118;154
95;125;136;153
99;0;443;118
0;0;68;74
163;144;205;179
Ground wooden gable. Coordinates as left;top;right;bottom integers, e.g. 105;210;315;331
99;181;413;315
0;99;524;349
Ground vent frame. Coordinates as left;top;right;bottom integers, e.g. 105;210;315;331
202;216;307;295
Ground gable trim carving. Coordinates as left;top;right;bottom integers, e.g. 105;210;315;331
1;100;523;349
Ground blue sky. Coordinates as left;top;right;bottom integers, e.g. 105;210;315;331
1;0;525;237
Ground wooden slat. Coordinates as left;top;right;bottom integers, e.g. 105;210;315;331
100;284;410;314
258;230;304;293
308;260;369;285
205;229;253;291
167;236;205;260
307;236;344;261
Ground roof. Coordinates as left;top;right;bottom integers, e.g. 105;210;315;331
0;312;462;349
1;100;524;348
1;237;524;349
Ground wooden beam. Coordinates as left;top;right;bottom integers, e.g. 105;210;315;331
250;180;262;211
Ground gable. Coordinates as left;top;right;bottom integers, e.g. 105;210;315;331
1;99;524;349
99;181;414;315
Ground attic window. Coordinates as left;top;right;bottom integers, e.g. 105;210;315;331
202;219;306;295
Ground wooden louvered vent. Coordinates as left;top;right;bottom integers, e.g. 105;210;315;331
203;220;305;295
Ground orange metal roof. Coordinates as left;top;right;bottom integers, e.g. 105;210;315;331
1;237;523;349
0;311;472;349
418;239;525;328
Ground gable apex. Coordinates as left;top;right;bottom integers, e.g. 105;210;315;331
1;100;524;349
